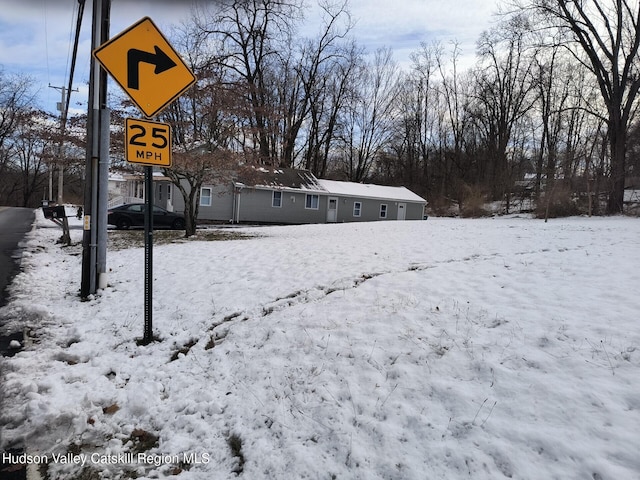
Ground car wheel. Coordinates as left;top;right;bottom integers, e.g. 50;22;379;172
171;218;186;230
116;217;131;230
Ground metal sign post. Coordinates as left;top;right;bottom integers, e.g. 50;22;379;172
143;165;153;343
93;16;195;342
81;0;110;299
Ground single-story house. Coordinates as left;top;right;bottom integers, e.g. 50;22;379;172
165;168;426;224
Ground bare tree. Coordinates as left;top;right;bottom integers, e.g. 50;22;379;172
384;73;428;189
512;0;640;213
302;39;361;177
337;47;399;182
196;0;303;165
277;0;354;168
405;43;442;198
156;21;245;237
470;19;537;207
0;70;37;203
0;69;44;206
531;42;570;199
11;110;54;207
436;42;475;204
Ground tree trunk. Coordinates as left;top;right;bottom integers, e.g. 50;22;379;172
607;121;626;214
185;186;199;237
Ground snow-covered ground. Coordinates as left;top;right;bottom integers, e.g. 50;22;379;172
1;212;639;479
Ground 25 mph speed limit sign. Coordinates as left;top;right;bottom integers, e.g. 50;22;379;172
125;117;172;167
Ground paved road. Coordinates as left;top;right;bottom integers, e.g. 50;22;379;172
0;206;35;354
0;207;33;479
0;207;35;309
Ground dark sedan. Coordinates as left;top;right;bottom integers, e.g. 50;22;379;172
107;203;186;230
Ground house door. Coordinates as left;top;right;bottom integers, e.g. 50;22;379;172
397;203;406;220
327;197;338;223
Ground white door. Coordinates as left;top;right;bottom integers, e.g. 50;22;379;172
327;197;338;222
397;203;406;221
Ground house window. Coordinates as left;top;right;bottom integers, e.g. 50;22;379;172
353;202;362;217
305;194;319;209
158;184;163;201
380;204;387;218
272;191;282;208
167;184;172;201
200;187;212;206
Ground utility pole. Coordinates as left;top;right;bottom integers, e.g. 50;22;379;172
48;84;78;204
81;0;110;298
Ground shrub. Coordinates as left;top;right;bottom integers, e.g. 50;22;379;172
460;185;490;218
535;186;580;219
426;195;457;217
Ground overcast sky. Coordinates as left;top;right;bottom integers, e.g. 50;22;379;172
0;0;500;115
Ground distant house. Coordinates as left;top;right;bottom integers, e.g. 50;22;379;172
109;171;173;209
167;168;427;224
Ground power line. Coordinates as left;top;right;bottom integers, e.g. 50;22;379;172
65;0;86;125
45;0;85;204
42;0;50;84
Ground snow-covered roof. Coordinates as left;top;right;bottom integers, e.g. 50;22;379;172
234;168;426;202
317;179;426;203
108;173;127;183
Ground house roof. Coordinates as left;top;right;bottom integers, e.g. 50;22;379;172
108;173;127;183
234;167;426;203
318;179;426;203
237;167;326;192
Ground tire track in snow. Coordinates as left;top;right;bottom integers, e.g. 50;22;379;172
208;272;385;345
206;245;585;346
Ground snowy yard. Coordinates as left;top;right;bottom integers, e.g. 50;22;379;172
1;212;639;479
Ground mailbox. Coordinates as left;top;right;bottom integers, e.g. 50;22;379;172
42;205;66;219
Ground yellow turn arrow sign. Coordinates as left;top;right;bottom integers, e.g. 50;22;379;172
93;17;196;118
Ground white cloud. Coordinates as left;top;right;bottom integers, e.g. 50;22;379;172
0;0;502;112
347;0;499;67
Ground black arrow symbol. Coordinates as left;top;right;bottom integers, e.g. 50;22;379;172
127;46;177;90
